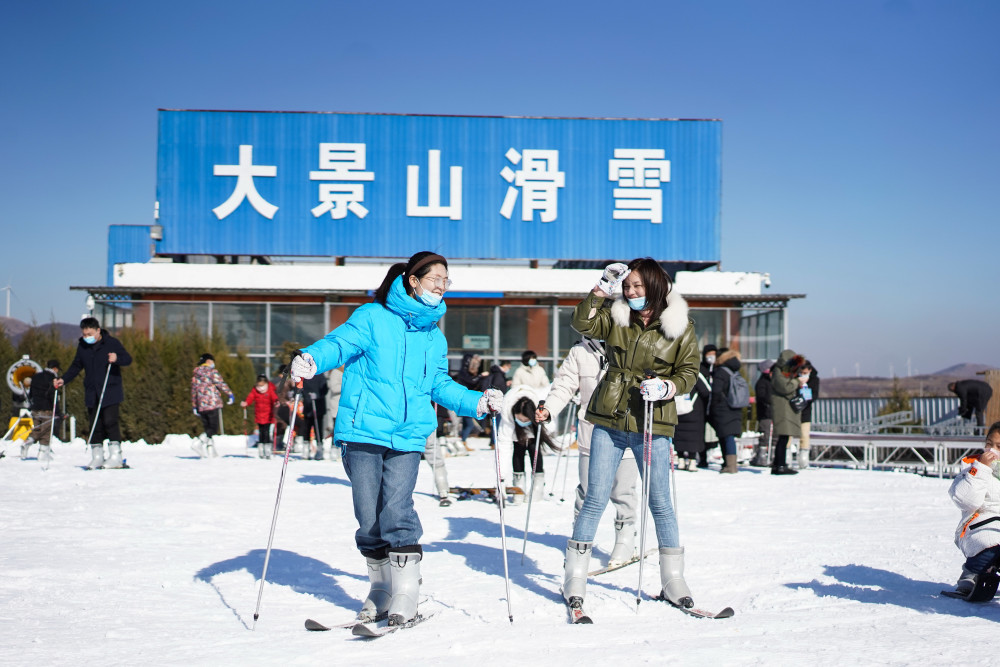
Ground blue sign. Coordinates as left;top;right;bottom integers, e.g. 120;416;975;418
156;110;721;261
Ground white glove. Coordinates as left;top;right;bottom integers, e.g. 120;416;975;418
227;394;235;405
192;408;199;416
596;262;630;294
289;352;317;381
640;377;676;401
476;388;504;418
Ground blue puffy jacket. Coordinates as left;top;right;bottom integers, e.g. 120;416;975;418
303;276;482;453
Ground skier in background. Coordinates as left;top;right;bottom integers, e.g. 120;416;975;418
23;359;61;464
190;353;233;458
241;374;278;459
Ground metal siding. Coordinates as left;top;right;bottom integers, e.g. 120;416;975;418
107;226;154;285
156;110;722;260
811;397;960;426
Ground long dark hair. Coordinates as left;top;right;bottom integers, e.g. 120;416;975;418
374;251;448;306
510;396;559;451
626;257;672;325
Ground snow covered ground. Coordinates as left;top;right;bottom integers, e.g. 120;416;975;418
2;435;997;666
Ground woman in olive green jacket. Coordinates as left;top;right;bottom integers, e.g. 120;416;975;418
560;258;701;616
769;349;808;475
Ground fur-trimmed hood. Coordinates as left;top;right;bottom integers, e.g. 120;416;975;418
610;289;690;340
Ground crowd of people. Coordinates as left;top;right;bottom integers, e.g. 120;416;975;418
4;251;999;620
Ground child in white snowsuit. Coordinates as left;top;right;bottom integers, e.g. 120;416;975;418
948;420;1000;597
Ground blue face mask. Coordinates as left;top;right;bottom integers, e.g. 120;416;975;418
83;335;97;345
627;296;647;311
528;358;537;367
515;418;532;427
415;289;442;307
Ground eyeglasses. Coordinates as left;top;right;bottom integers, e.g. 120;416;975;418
422;276;453;290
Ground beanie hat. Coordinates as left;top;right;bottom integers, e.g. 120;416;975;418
199;353;215;365
758;359;774;374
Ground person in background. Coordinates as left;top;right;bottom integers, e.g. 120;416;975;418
770;349;808;475
241;374;278;459
55;317;132;470
324;367;344;460
302;372;329;459
949;379;994;429
751;359;775;467
454;352;484;450
190;353;234;459
511;350;550;391
708;349;745;474
479;359;513;393
23;359;61;464
673;362;711;473
798;361;819;470
947;421;1000;598
696;344;718;469
505;393;558;505
540;336;640;566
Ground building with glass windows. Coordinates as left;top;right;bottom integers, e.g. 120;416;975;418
71;109;804;377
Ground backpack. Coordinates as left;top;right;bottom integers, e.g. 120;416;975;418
674;373;710;416
720;367;750;409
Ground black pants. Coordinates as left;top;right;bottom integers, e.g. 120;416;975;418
257;423;273;445
512;439;544;474
198;409;221;437
87;403;121;444
773;435;791;468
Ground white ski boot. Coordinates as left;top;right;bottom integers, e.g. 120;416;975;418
358;556;392;622
39;444;53;469
86;444;105;470
191;434;208;458
798;448;811;470
106;441;125;469
387;551;422;626
608;520;636;567
511;472;526;505
563;539;592;603
659;546;693;608
16;438;28;460
206;436;218;458
530;472;545;501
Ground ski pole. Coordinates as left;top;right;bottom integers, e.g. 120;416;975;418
559;416;574;502
766;421;774;467
242;407;249;457
86;363;113;447
521;401;545;564
49;387;59;444
636;370;656;608
548;403;572;497
491;410;514;623
253;378;303;629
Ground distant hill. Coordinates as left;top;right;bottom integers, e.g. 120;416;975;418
0;316;80;346
821;365;999;398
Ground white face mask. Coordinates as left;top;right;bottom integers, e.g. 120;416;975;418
256;385;267;393
528;358;537;367
414;285;442;307
705;355;716;365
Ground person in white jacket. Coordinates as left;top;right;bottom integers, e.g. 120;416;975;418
948;421;1000;597
511;350;550;391
538;337;639;567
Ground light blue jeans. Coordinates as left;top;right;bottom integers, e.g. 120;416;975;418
342;442;422;555
572;424;679;548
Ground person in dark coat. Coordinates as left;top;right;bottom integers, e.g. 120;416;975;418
709;349;745;474
673;367;711;472
24;359;61;463
751;359;775;467
696;344;718;468
478;360;512;393
302;373;329;459
949;380;994;428
54;317;132;469
455;352;484;449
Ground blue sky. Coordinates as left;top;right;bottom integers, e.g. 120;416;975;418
2;0;997;377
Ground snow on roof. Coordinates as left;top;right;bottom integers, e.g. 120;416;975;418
111;262;766;297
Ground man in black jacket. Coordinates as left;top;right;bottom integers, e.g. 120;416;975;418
24;359;61;464
949;379;994;428
55;318;132;469
751;359;774;467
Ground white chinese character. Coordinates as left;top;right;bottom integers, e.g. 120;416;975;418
499;148;565;223
212;145;278;220
406;150;462;220
608;149;671;224
309;143;375;219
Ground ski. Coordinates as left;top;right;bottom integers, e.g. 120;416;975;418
654;593;734;619
588;548;658;576
449;486;524;502
565;597;592;624
351;612;434;638
305;611;387;631
940;570;999;603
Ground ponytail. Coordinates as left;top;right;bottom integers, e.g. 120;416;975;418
374;263;408;306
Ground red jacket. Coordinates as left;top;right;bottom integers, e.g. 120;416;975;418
244;384;279;424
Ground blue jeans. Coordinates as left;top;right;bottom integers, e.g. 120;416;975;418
572;424;679;549
965;545;1000;574
342;442;422;555
721;434;736;456
460;416;479;441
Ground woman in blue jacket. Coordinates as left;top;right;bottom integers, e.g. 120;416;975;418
290;251;502;627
